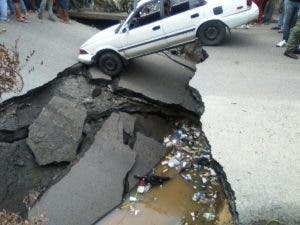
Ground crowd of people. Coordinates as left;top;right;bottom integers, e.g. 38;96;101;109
252;0;300;59
0;0;70;23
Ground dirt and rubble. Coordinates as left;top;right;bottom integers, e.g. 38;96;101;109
0;36;233;225
0;61;237;224
98;121;235;225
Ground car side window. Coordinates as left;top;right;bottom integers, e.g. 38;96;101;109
128;0;162;30
188;0;206;9
168;0;206;16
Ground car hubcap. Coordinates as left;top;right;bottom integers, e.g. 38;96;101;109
104;59;116;71
205;27;218;40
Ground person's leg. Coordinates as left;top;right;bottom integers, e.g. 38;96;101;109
7;0;15;16
38;0;46;18
58;0;69;23
0;0;8;21
14;0;27;21
285;15;300;58
257;0;264;23
31;0;37;10
279;12;284;28
283;0;298;41
46;0;55;21
264;0;275;23
21;0;28;15
62;9;69;23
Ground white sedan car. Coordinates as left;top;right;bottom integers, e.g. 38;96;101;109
79;0;258;76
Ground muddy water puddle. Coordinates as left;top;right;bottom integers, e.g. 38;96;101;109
98;164;233;225
97;121;233;225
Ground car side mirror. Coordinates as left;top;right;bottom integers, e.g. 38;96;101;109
122;24;129;33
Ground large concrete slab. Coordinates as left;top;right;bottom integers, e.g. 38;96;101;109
190;24;300;224
0;15;97;102
27;96;87;165
118;53;199;113
127;132;165;189
29;112;136;225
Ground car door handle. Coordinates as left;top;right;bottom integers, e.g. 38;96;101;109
152;26;160;31
191;13;199;18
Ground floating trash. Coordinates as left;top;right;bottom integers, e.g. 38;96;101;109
203;212;216;221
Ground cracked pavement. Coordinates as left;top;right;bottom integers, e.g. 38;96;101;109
191;24;300;225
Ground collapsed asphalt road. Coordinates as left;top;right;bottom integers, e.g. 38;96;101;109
0;58;237;225
1;16;237;225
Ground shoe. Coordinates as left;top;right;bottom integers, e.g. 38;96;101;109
284;51;298;59
278;29;283;33
293;49;300;54
16;17;28;23
276;40;286;47
38;12;42;19
48;16;56;22
240;24;250;29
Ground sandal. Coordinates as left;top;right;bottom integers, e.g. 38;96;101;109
16;17;28;23
21;13;28;19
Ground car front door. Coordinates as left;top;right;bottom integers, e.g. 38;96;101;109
161;0;206;46
119;0;167;58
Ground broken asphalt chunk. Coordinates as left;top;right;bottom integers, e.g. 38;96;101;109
26;96;87;165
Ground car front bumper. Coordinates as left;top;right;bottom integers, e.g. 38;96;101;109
78;53;94;65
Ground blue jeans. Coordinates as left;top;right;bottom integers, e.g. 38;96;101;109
264;0;276;23
278;10;284;28
39;0;54;17
283;0;300;41
0;0;7;21
21;0;27;13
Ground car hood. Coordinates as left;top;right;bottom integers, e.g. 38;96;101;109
81;24;120;49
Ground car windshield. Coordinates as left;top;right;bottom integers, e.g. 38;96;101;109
115;10;136;33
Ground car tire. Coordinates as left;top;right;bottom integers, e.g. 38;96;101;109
98;52;123;77
197;21;226;46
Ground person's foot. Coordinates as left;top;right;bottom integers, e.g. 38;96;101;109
0;27;6;34
278;29;283;33
16;17;28;23
284;51;298;59
48;16;56;22
240;24;250;29
271;26;280;30
264;21;270;25
276;40;286;47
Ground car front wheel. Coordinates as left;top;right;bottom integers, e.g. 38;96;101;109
98;52;123;77
197;21;226;46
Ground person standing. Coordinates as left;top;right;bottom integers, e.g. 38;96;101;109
38;0;55;21
284;11;300;59
57;0;69;23
12;0;28;22
276;0;300;47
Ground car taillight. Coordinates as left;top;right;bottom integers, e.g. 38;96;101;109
79;49;88;55
247;0;252;6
